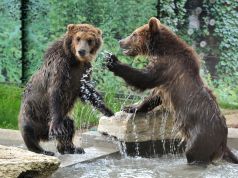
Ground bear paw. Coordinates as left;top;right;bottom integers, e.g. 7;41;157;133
123;105;139;113
105;52;119;71
102;107;114;117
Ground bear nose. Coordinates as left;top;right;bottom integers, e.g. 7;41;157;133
78;50;86;56
119;39;123;46
119;39;126;48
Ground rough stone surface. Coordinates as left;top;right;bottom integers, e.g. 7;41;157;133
98;110;176;142
223;109;238;128
98;109;238;142
98;110;238;157
0;145;60;178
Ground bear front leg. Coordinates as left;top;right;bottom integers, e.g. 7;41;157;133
49;89;68;138
79;82;114;117
105;54;158;91
123;95;162;113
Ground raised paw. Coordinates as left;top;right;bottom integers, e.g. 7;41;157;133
122;105;139;113
104;52;119;71
49;120;68;139
103;108;114;117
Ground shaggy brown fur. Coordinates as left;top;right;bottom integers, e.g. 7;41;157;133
106;17;238;164
19;24;113;156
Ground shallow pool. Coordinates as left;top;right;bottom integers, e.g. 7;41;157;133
51;152;238;178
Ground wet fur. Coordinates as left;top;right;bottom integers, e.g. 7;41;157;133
19;24;113;155
106;17;238;164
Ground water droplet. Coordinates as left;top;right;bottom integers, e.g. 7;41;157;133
187;29;194;35
209;19;215;26
195;7;202;15
200;41;207;48
199;53;205;59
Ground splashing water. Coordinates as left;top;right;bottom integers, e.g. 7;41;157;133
131;110;140;157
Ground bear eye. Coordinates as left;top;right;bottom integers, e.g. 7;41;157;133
131;33;137;40
76;37;81;42
87;39;92;45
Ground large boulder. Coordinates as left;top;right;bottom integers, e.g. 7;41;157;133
0;145;60;178
97;110;184;157
98;110;177;142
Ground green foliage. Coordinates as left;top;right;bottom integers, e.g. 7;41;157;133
0;83;140;129
1;1;238;129
210;0;238;86
199;1;238;107
0;0;156;129
23;0;51;78
159;0;187;32
159;0;238;107
22;0;156;84
0;84;22;129
72;90;140;129
214;85;238;109
0;0;21;83
19;0;156;126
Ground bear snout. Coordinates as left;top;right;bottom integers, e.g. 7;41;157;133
78;49;86;56
119;39;130;49
119;39;123;46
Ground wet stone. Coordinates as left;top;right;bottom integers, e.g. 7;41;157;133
98;110;185;157
0;145;60;178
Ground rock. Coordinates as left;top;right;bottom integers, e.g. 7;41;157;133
225;113;238;128
97;110;185;157
98;109;238;141
0;145;60;178
221;109;238;128
98;110;177;143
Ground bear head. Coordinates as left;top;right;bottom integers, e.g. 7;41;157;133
119;17;173;57
64;24;102;62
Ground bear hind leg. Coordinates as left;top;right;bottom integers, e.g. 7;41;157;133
22;124;54;156
185;135;211;165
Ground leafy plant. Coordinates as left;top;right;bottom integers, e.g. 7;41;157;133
0;84;22;129
0;0;21;83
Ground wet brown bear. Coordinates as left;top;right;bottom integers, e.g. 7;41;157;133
19;24;113;156
106;17;238;164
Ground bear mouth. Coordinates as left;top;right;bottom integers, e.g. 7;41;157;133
122;48;130;55
122;48;137;57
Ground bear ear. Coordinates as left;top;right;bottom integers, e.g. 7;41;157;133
97;28;102;36
67;24;75;32
149;17;160;33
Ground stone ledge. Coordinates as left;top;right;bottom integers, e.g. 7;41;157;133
98;111;175;143
224;110;238;128
0;145;60;178
97;110;238;157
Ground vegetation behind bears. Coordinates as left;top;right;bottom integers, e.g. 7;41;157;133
0;0;237;129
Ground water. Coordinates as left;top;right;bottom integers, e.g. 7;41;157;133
51;153;238;178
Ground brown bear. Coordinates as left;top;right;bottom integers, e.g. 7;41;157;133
105;17;238;164
19;24;113;156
